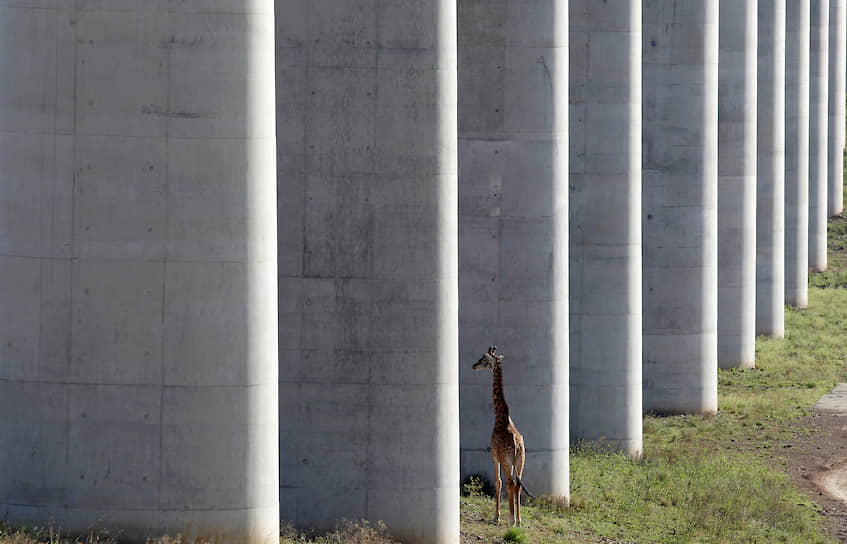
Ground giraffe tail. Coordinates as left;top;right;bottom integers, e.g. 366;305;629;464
511;466;535;500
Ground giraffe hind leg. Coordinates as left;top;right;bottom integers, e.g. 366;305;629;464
514;471;522;526
504;463;516;526
507;477;516;526
514;448;525;526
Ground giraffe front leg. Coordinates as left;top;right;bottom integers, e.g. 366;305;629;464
494;474;502;524
492;461;501;524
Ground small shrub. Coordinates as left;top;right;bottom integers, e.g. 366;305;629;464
565;494;585;511
461;474;494;497
312;520;400;544
501;527;527;543
0;524;117;544
529;494;570;514
146;537;187;544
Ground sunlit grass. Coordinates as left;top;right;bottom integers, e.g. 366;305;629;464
461;276;847;542
6;304;847;544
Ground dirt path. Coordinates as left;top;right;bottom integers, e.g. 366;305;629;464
779;385;847;541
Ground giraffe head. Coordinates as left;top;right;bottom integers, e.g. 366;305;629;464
473;345;503;370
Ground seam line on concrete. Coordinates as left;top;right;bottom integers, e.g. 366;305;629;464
276;486;462;492
291;0;315;522
63;2;80;499
0;129;275;142
0;6;276;15
43;5;61;386
157;4;172;511
576;10;591;394
459;133;565;142
0;503;274;513
279;381;464;386
0;255;276;266
0;379;276;389
363;0;381;522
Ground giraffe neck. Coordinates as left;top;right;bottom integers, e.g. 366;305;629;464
492;362;510;428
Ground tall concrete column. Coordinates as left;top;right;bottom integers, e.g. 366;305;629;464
0;3;279;543
458;1;569;497
810;0;830;271
757;0;787;337
785;0;811;308
276;2;460;542
642;0;719;414
829;0;846;216
718;0;758;369
569;0;642;456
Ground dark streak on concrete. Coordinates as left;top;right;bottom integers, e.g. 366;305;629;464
141;105;205;119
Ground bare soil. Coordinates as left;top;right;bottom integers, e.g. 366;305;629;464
775;409;847;542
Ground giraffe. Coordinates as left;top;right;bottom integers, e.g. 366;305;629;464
473;346;533;526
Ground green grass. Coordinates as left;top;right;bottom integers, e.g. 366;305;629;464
279;521;400;544
462;197;847;543
812;144;847;289
7;288;847;544
461;134;847;544
808;218;847;288
501;527;527;543
0;521;404;544
459;290;847;543
0;523;116;544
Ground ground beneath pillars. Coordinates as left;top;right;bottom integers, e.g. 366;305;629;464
461;384;847;543
780;384;847;542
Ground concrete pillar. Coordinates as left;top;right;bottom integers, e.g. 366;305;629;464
810;0;830;271
458;1;569;497
757;0;787;338
569;1;642;456
276;2;460;542
0;3;279;543
829;0;846;216
718;0;758;369
785;0;811;308
642;0;719;414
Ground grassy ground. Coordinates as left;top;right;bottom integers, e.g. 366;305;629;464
0;521;402;544
810;217;847;288
14;277;847;544
459;286;847;544
812;140;847;288
7;254;847;544
7;252;847;544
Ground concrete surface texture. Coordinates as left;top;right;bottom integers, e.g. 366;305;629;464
642;0;719;414
569;0;642;456
757;0;787;338
814;383;847;411
809;0;830;271
458;0;569;498
810;383;847;504
813;385;847;504
718;0;758;370
0;2;279;543
785;0;811;308
829;0;847;216
275;1;460;542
